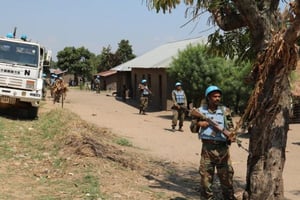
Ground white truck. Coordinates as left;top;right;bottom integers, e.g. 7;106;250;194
0;32;51;118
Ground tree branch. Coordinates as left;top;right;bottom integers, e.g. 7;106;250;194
209;3;246;31
284;0;300;44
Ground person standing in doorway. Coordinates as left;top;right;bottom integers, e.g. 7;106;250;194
138;79;152;114
196;85;235;200
171;82;187;131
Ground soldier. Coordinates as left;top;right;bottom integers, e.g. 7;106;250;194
53;77;67;103
94;75;101;93
50;74;57;98
171;82;187;131
196;85;235;200
138;79;152;114
42;73;48;100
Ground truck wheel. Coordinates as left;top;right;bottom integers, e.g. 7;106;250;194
28;106;38;119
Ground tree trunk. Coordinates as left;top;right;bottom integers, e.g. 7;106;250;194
242;29;298;199
244;76;289;200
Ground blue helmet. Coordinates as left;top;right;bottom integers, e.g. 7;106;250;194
141;79;147;84
20;34;27;41
175;82;182;87
6;33;13;38
205;85;222;97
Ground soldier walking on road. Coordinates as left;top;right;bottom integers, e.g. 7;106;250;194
94;75;101;94
195;85;235;200
171;82;187;132
138;79;152;115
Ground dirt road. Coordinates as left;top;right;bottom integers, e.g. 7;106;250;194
52;88;299;200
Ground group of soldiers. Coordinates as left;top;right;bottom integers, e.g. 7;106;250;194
42;74;102;104
43;75;236;199
42;73;68;103
138;79;236;200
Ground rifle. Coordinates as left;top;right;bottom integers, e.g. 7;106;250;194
190;107;236;143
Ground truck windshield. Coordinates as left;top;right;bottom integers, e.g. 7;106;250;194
0;40;39;67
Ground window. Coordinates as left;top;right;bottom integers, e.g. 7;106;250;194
0;40;39;67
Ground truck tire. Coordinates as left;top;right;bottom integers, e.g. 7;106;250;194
28;106;38;119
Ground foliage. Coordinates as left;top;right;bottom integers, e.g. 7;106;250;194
97;45;118;72
56;47;95;80
115;39;136;63
146;0;289;62
219;61;253;114
55;39;135;80
206;28;254;62
168;44;252;112
97;40;136;72
147;1;300;199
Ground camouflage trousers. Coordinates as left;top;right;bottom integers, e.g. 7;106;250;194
95;84;100;93
139;96;149;113
199;142;235;200
172;108;185;128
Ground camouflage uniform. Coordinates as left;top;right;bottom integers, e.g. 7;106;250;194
139;96;149;113
138;83;151;114
198;105;235;200
171;87;187;131
94;77;100;93
53;78;67;103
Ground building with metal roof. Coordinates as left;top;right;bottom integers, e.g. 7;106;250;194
112;37;205;111
113;37;205;71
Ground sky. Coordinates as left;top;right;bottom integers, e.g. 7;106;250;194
0;0;213;60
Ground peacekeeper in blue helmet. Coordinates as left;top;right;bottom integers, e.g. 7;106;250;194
196;85;235;200
138;79;152;114
171;82;187;131
94;75;101;94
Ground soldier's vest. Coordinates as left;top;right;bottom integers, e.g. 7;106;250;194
142;86;150;96
198;105;227;142
173;90;185;104
95;78;100;85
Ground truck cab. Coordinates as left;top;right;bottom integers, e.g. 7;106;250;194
0;33;51;118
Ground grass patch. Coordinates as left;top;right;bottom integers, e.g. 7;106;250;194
0;108;110;199
80;174;102;199
37;108;75;139
114;137;133;147
0;104;192;199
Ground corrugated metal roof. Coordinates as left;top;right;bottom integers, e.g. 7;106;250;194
97;70;117;77
49;68;68;74
112;37;205;71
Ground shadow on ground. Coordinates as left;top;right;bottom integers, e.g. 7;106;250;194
0;107;37;120
114;96;169;114
292;142;300;146
144;160;246;200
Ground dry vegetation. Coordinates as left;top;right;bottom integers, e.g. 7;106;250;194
0;105;200;200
